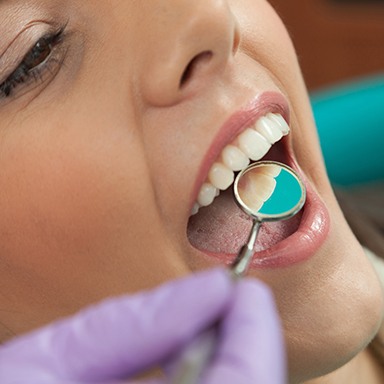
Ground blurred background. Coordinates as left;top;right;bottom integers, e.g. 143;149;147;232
267;0;384;187
269;0;384;91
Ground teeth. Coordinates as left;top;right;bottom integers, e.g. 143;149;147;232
255;116;283;144
267;112;290;135
243;172;277;202
237;128;271;161
208;163;234;190
238;171;278;213
221;145;250;171
197;182;218;207
259;163;282;178
191;113;289;215
191;203;200;215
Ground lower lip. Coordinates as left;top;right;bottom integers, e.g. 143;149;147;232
199;172;330;269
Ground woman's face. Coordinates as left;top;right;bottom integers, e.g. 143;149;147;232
1;1;383;382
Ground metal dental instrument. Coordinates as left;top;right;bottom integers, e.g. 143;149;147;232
231;160;306;277
173;160;306;384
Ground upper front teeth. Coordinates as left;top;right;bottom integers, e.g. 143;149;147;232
208;163;234;190
221;145;250;171
191;112;290;215
237;129;270;161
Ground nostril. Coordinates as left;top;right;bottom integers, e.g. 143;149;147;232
179;51;213;88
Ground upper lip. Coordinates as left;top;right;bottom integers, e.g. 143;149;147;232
189;90;290;210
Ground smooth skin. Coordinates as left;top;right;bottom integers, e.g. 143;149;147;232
0;1;383;383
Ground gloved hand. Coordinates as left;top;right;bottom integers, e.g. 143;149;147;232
0;268;286;384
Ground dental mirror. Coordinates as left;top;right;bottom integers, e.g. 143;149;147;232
231;160;306;277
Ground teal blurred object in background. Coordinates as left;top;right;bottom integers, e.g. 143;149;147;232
310;74;384;186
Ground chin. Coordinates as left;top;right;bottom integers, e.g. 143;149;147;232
282;203;384;383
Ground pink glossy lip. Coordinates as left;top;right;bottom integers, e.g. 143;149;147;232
190;91;289;210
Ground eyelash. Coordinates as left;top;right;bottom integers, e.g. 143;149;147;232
0;28;66;99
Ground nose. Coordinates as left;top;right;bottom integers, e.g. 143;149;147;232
138;0;240;107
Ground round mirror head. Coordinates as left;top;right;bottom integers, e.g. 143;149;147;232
234;161;306;221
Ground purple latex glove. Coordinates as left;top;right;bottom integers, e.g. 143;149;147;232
0;268;286;383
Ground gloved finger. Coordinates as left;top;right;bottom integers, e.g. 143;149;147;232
84;379;164;384
0;268;233;382
23;379;164;384
201;279;286;384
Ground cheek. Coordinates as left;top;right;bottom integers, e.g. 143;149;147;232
0;120;183;293
236;0;332;194
235;0;298;75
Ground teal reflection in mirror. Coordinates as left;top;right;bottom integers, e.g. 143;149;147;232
234;161;306;221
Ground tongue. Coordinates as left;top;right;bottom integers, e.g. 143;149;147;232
187;188;301;254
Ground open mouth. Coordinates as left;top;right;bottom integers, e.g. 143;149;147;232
187;112;302;257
